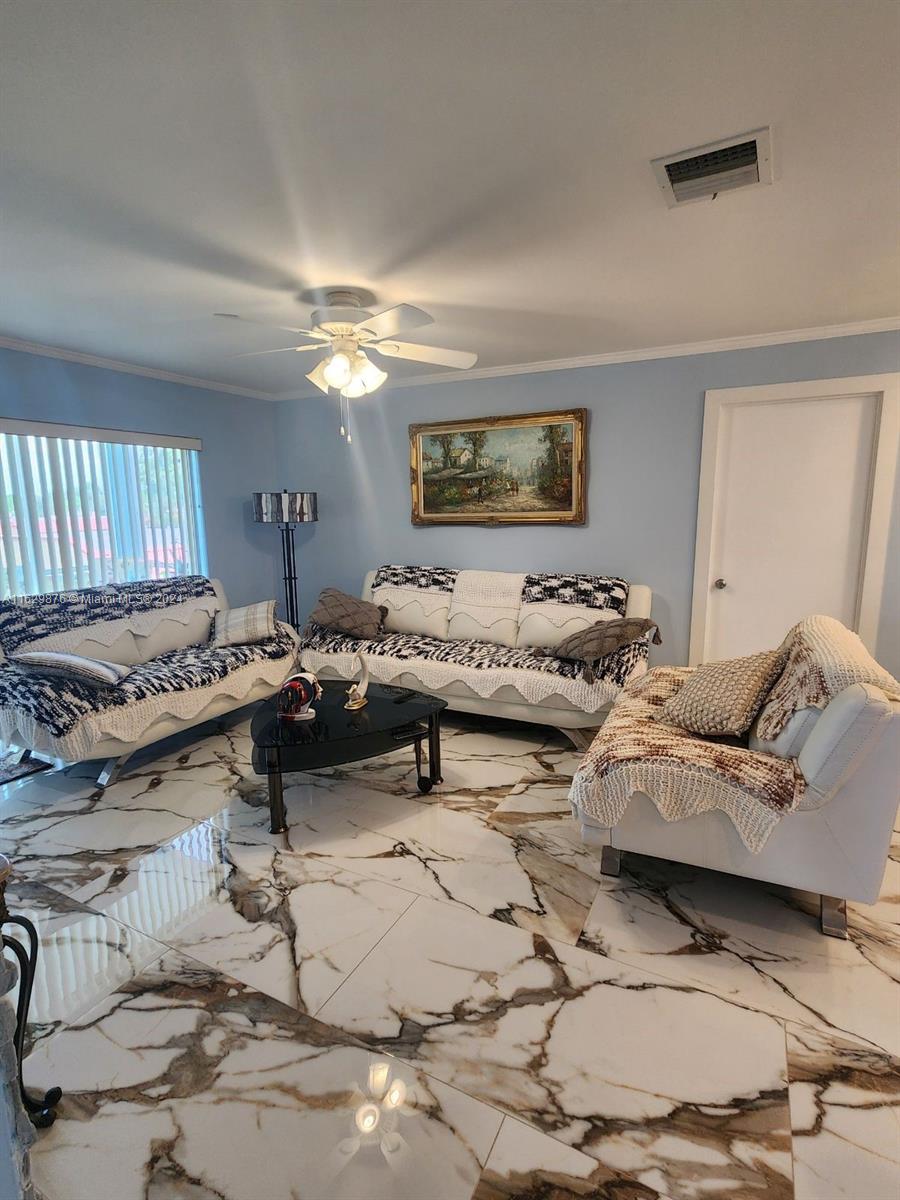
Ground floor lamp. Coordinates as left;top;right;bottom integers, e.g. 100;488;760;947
252;490;318;629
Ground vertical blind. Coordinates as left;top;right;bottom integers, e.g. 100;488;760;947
0;425;208;600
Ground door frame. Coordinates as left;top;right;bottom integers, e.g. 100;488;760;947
689;373;900;664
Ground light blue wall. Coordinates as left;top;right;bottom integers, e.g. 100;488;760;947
274;331;900;672
0;347;282;608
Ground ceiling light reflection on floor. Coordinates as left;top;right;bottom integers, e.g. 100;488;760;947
332;1060;418;1177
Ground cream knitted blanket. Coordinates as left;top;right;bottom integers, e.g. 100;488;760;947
756;614;900;741
569;666;806;853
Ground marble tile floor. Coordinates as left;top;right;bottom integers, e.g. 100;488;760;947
0;709;897;1200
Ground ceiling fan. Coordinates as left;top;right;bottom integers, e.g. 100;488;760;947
215;290;478;398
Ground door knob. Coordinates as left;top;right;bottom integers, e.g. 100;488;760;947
714;578;727;590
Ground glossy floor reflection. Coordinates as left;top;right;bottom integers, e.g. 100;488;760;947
1;708;897;1200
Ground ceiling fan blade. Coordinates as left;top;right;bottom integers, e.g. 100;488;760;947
214;312;326;339
353;304;433;340
230;345;325;359
371;340;478;369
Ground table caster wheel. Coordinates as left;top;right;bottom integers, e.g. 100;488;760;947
417;776;433;794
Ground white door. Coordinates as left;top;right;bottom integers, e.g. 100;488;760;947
691;375;899;663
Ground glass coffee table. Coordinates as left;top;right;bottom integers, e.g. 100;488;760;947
250;680;447;833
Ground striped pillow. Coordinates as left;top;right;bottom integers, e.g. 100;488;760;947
12;650;132;688
212;600;277;647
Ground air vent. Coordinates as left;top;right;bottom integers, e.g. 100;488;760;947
652;128;773;207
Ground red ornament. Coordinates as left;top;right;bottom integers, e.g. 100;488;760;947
277;672;323;721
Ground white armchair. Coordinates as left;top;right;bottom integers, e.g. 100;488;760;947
570;622;899;937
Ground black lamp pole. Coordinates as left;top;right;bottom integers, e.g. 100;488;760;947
279;521;299;629
252;491;318;629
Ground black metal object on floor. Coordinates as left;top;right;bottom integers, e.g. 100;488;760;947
0;873;62;1127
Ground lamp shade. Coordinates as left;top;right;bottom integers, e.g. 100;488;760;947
252;491;318;524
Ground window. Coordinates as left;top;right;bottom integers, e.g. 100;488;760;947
0;420;208;600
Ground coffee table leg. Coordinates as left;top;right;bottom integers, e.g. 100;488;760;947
428;711;443;785
266;748;287;834
414;735;432;794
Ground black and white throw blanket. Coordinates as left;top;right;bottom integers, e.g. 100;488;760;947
0;576;218;656
0;625;296;739
373;565;459;594
372;565;628;613
521;573;628;614
301;620;648;712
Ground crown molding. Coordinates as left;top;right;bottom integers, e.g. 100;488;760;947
0;334;277;401
3;317;898;405
270;316;900;400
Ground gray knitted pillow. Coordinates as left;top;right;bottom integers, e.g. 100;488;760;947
308;588;388;639
536;617;661;682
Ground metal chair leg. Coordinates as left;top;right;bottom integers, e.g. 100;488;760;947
3;916;62;1126
600;845;622;877
95;754;130;789
820;895;848;938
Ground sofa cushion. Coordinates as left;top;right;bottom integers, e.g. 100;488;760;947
11;650;132;688
447;570;524;647
569;666;806;854
0;576;221;664
369;566;458;640
0;626;295;741
516;573;629;649
516;604;617;650
658;649;784;737
300;620;649;715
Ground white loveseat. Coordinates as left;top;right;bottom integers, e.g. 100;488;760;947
300;565;653;738
0;576;298;784
570;616;900;934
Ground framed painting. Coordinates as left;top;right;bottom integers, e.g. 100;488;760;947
409;408;586;525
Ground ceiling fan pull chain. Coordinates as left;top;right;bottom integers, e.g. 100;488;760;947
338;391;346;438
346;396;353;445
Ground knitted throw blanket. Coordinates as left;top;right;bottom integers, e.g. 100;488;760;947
0;576;217;656
300;622;648;713
755;614;900;741
0;624;296;739
371;565;630;613
569;666;806;853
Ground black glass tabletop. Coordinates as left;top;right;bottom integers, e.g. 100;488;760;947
251;680;447;751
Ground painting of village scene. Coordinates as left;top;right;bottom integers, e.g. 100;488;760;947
409;408;586;524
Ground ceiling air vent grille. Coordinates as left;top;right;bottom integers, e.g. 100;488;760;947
652;128;773;207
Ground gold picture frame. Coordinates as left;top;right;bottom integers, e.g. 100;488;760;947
409;408;586;526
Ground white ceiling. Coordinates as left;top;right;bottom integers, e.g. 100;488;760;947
2;0;899;400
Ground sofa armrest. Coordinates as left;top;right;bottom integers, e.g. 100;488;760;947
798;683;896;806
361;570;377;603
625;585;652;620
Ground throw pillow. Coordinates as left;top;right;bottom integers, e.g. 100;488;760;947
11;650;132;688
212;600;277;647
657;649;784;737
308;588;388;639
535;617;661;682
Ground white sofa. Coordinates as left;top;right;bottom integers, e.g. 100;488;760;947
0;576;298;784
300;566;653;740
570;619;900;935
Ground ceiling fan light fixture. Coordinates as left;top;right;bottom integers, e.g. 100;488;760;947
350;351;388;395
363;365;388;393
305;359;331;394
341;374;368;399
322;351;352;389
